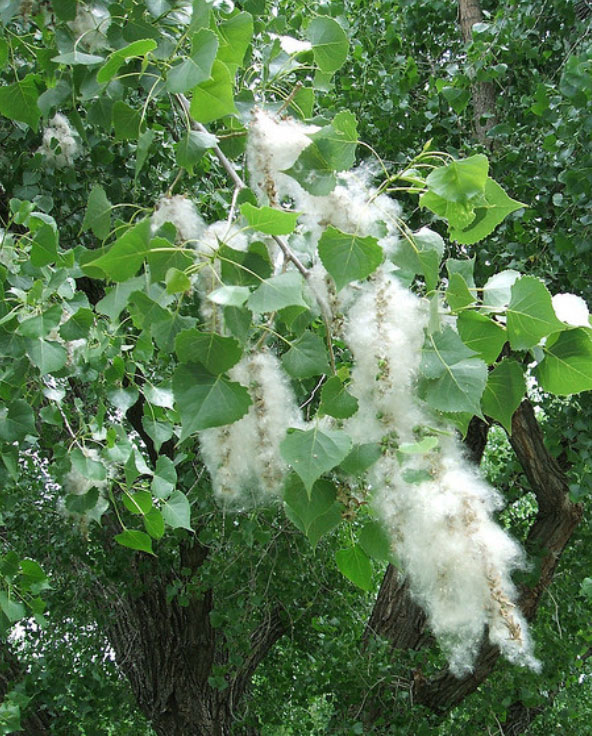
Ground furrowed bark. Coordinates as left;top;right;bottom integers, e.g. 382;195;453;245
458;0;498;146
0;641;54;736
94;539;285;736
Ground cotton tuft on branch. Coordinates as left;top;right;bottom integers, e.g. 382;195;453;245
37;114;80;168
240;107;541;675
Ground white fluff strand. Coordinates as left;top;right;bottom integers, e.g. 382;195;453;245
199;350;302;504
343;268;540;676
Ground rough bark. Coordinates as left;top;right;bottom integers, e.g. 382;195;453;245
458;0;498;146
414;400;582;712
0;641;54;736
95;539;286;736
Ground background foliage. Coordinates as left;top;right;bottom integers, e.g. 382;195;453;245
0;0;591;734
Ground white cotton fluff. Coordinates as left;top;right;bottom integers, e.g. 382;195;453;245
68;4;111;51
343;267;540;676
199;351;302;504
152;195;205;244
37;114;80;168
552;292;590;327
247;110;401;257
62;447;107;497
197;220;249;257
247;109;320;205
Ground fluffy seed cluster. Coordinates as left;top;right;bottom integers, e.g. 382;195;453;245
152;194;205;244
68;4;111;51
199;351;302;505
232;108;541;675
343;268;539;675
37;114;80;168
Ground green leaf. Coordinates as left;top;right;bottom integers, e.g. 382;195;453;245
240;203;300;235
189;60;237;124
70;448;107;481
59;308;93;340
37;80;71;115
419;191;476;231
283;475;342;547
306;17;349;73
173;363;251;439
30;223;59;266
481;359;526;433
457;311;506;364
26;339;67;375
446;272;475;311
165;267;191;294
51;0;77;20
175;129;218;173
318;226;382;291
144;508;165;539
151;456;177;499
209;285;251;307
247;272;308;312
96;276;145;320
286;112;357;196
86;219;152;282
107;387;139;412
18;304;62;338
319;376;359;419
535;328;592;395
51;50;104;65
280;427;352;495
358;520;393;562
82;184;112;240
398;437;439;455
112;100;145;141
153;308;195;351
66;487;100;514
391;227;444;292
338;443;381;475
449;179;526;245
175;329;242;373
446;257;475;289
420;327;487;415
281;331;329;379
507;276;565;350
97;39;158;84
0;592;25;622
135;129;156;180
426;154;489;202
216;12;253;73
335;545;373;591
162;490;192;530
123;491;153;515
441;86;471;114
0;400;36;442
481;269;520;313
114;530;154;554
0;73;41;130
147;238;193;282
19;559;49;593
141;417;173;452
166;28;218;93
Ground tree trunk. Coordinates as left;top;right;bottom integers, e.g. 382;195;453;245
458;0;498;146
0;641;54;736
94;539;285;735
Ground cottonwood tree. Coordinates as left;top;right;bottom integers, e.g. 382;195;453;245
0;2;591;735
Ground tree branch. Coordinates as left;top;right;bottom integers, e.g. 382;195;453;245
230;606;287;705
